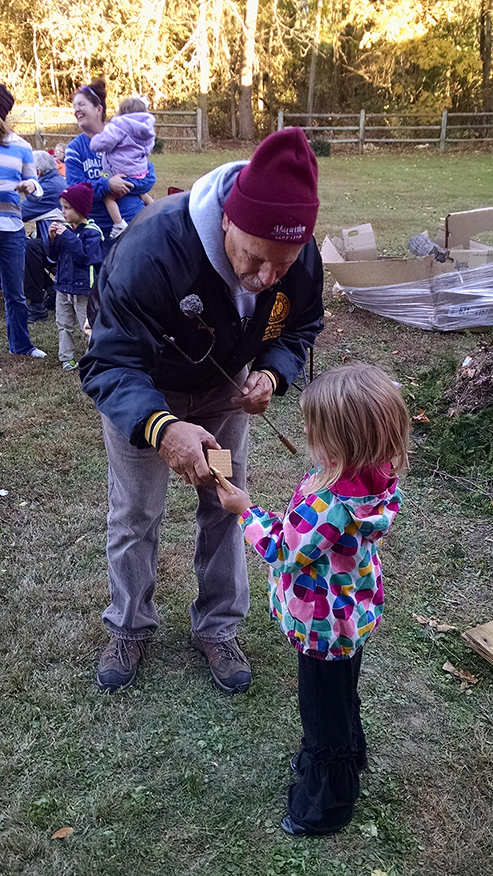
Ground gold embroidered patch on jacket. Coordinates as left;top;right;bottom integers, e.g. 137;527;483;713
262;292;290;341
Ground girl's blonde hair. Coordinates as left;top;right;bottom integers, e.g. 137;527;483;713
300;362;410;490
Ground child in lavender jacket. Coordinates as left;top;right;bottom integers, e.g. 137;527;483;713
90;97;155;239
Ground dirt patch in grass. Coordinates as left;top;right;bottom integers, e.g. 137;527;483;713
445;344;493;415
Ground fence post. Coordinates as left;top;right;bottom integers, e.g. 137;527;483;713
277;109;284;130
439;109;448;152
196;107;202;149
33;104;43;149
358;109;366;155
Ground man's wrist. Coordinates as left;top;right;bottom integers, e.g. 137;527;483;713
145;411;179;449
259;369;278;392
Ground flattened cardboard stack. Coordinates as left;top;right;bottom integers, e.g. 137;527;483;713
321;209;493;331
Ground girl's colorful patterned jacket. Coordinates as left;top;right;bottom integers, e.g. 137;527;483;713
239;467;402;661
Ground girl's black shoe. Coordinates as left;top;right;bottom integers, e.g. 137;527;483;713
281;812;352;837
281;816;309;836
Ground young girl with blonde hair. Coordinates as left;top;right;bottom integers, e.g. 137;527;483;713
216;362;410;836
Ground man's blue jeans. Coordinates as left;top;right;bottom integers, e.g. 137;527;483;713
100;373;250;643
0;229;33;354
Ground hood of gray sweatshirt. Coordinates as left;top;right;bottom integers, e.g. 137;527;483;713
189;160;248;293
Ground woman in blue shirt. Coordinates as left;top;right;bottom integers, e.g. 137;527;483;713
65;78;156;256
0;84;46;357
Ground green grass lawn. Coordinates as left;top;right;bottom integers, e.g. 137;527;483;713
152;148;493;253
1;149;493;876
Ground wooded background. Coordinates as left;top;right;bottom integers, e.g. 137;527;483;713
2;0;493;140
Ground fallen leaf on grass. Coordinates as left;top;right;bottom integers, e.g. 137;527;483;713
442;660;478;689
412;614;457;632
360;821;378;837
51;827;73;839
412;409;430;423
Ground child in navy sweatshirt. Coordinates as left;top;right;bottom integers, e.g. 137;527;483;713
47;182;103;370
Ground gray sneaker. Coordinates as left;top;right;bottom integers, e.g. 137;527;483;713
96;635;147;693
192;633;251;695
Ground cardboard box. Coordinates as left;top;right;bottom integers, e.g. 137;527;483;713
342;223;378;261
322;211;493;331
320;235;344;264
445;208;493;248
449;247;493;271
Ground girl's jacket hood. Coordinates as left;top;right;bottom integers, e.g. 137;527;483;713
328;467;401;543
110;113;155;144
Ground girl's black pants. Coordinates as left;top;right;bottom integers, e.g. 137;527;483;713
288;647;366;834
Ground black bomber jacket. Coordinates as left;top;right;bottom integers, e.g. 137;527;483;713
80;193;324;448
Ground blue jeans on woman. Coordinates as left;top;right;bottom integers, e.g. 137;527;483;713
0;228;33;354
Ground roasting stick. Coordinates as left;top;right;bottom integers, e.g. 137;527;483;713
205;353;298;455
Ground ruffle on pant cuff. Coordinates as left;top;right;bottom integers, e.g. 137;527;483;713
293;742;367;777
287;744;361;833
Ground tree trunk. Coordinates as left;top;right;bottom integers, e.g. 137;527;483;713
197;0;210;143
238;0;259;140
306;0;323;134
230;79;237;138
32;25;43;104
480;0;493;111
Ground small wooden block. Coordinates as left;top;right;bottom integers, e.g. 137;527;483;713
207;449;232;477
462;621;493;666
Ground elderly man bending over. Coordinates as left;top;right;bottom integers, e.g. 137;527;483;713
80;128;324;695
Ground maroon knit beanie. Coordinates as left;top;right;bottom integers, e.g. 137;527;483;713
0;84;15;122
59;182;94;219
223;128;319;244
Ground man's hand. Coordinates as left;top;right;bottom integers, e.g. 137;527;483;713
231;370;273;414
216;481;251;516
16;179;36;195
158;421;219;488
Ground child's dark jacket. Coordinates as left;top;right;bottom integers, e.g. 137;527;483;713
46;219;103;296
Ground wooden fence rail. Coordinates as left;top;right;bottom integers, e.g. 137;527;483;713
8;106;203;149
9;105;493;152
278;109;493;153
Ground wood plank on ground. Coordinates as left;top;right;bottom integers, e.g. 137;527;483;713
462;621;493;665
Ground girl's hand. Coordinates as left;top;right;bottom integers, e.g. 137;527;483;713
215;482;251;516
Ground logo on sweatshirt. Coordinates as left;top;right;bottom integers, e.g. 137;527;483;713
262;292;290;341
